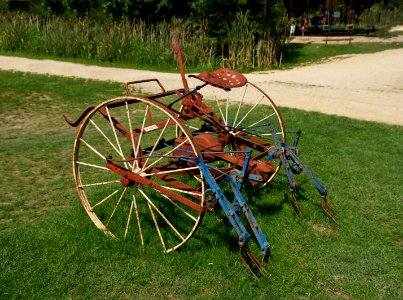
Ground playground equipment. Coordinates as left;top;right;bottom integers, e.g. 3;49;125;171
64;34;334;278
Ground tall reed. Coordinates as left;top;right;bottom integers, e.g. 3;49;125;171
0;12;286;70
358;6;403;30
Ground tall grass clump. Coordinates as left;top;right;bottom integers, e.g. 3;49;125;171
0;13;218;69
357;3;403;36
0;12;288;70
222;11;287;69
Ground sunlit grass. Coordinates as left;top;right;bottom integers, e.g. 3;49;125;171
0;70;402;299
280;42;403;68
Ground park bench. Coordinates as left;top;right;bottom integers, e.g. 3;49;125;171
324;35;353;45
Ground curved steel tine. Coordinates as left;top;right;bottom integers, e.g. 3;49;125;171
288;192;303;217
321;197;337;222
261;253;270;265
239;247;259;280
239;245;267;279
246;246;267;274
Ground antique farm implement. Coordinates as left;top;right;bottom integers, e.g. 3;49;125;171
64;34;334;277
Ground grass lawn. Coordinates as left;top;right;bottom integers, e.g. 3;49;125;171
280;42;403;69
1;41;402;73
0;70;402;299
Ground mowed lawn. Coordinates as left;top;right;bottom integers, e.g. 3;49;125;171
0;70;402;299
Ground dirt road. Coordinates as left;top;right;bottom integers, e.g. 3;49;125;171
1;48;402;125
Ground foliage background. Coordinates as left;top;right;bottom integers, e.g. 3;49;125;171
1;1;402;71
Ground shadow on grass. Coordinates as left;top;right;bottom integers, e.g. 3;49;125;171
282;43;307;66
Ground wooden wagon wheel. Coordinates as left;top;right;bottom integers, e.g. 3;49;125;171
72;96;205;253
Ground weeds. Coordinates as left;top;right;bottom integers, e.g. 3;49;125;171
0;12;287;71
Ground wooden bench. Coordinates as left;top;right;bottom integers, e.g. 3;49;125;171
324;36;353;45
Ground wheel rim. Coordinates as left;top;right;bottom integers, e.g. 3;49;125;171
181;81;286;185
73;96;205;253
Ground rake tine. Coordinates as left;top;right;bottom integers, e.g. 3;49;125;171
261;253;270;265
288;192;303;217
321;197;337;222
239;245;267;279
239;247;259;280
246;246;267;274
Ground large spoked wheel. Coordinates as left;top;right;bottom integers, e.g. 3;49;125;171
183;80;286;185
73;96;205;253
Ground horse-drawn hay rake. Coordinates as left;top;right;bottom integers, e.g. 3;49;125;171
64;34;334;278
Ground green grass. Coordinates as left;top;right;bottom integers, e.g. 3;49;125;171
0;70;402;299
280;42;403;68
2;41;402;74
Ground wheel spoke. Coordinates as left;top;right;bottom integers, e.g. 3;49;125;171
139;188;185;242
143;117;170;168
161;194;197;222
145;166;200;176
235;95;265;128
248;112;276;128
142;189;166;251
187;125;199;130
215;98;226;125
225;93;229;127
125;102;139;169
233;84;248;127
105;187;127;228
89;119;124;161
131;191;144;246
104;106;131;169
141;138;189;173
124;195;134;238
132;105;149;171
91;189;121;210
76;161;109;171
79;138;106;160
159;185;202;197
79;180;120;188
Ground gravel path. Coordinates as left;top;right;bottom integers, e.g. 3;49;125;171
1;48;402;125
